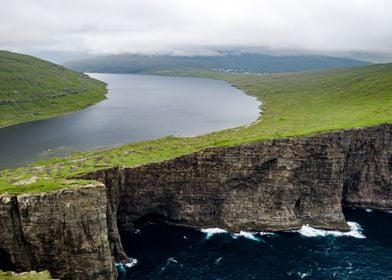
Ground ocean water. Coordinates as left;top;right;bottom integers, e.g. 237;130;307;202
119;209;392;280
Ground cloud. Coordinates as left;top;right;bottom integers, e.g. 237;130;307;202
1;0;392;56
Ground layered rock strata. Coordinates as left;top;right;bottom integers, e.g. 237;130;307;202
0;185;116;280
0;124;391;279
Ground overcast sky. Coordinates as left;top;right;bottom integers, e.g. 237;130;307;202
1;0;392;57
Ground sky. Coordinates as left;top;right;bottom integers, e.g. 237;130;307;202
1;0;392;59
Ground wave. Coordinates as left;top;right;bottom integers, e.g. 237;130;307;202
161;257;179;272
297;272;311;279
259;231;276;236
200;227;228;239
296;222;366;239
116;258;138;274
215;257;223;264
167;257;178;264
201;228;275;241
232;231;261;242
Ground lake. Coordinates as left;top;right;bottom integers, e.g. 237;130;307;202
0;73;260;169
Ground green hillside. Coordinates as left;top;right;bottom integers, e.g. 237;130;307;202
0;63;391;194
0;51;107;127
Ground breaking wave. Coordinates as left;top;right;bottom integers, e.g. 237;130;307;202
296;222;366;239
201;228;275;241
232;231;261;241
200;228;228;239
116;258;138;275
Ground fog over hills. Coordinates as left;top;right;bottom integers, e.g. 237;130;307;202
65;53;368;74
2;1;392;64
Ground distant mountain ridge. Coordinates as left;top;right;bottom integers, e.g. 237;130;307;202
65;53;369;74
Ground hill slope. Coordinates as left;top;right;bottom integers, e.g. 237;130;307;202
0;51;107;127
65;53;368;74
1;63;391;194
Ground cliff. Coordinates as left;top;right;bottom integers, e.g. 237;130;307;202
92;124;391;233
0;185;116;280
0;124;391;279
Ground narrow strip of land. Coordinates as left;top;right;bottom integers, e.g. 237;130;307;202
0;63;391;194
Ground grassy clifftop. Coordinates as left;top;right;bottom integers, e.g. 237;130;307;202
0;51;107;127
0;271;53;280
0;63;391;194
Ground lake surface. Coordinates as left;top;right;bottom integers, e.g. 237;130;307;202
119;209;392;280
0;74;260;169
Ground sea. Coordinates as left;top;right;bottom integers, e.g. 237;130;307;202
117;208;392;280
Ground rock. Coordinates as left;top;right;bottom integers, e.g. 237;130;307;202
90;124;390;233
0;124;391;279
0;185;116;280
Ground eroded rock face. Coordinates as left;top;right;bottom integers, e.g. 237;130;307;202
343;125;392;209
0;124;391;279
0;185;116;280
118;137;348;231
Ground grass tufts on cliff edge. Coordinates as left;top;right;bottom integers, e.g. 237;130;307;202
0;50;107;128
0;270;53;280
0;63;391;194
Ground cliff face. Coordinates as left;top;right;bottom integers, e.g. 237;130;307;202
118;138;347;231
0;185;116;280
343;125;392;209
0;124;391;279
113;124;391;232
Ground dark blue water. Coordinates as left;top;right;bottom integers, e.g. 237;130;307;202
0;74;260;169
120;209;392;280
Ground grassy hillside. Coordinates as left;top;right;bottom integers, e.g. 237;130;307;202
0;63;391;194
65;53;368;74
0;51;107;127
0;271;52;280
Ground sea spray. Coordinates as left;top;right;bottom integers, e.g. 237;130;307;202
232;231;261;241
200;228;228;239
295;222;366;239
116;258;138;276
200;228;275;241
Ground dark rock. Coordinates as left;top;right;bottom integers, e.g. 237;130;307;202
0;185;116;280
0;124;391;279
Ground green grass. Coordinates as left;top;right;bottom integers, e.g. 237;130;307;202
0;63;391;195
0;271;53;280
0;50;107;127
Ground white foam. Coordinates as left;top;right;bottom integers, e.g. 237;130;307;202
232;231;261;241
298;272;310;279
116;258;138;270
296;222;366;239
201;228;228;239
365;208;373;213
161;257;180;272
259;231;275;236
215;257;223;264
387;211;392;214
125;258;138;268
167;257;178;264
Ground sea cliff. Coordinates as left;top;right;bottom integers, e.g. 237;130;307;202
0;124;391;279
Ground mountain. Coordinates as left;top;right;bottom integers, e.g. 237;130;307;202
0;50;107;127
65;53;369;74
